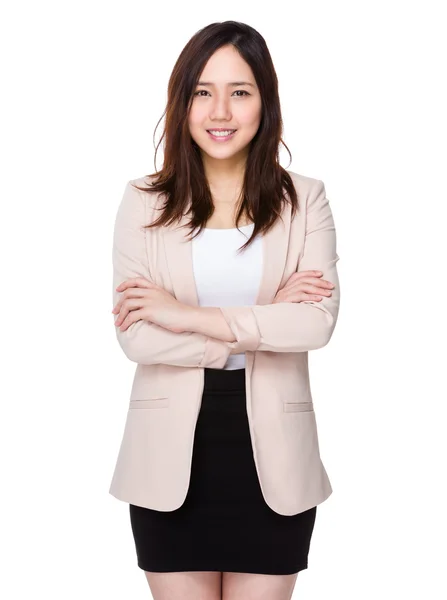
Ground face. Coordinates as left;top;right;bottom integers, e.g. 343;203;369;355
188;45;262;165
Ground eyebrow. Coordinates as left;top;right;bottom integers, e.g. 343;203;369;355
197;81;256;87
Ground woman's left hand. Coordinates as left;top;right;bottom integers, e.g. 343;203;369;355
112;277;193;334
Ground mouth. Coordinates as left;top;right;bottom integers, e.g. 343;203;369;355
206;129;237;142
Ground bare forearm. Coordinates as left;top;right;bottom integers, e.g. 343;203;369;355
187;307;237;343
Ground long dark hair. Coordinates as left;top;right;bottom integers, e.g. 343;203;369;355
133;20;300;252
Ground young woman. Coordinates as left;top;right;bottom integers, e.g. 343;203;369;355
110;20;340;600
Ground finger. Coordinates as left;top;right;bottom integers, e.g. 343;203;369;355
295;274;335;288
281;277;332;294
284;270;323;286
300;284;333;296
113;287;150;314
294;270;323;278
291;278;334;292
114;305;129;327
113;301;123;316
115;304;132;327
116;277;154;292
306;278;335;289
310;284;332;295
114;298;144;326
119;308;145;331
284;282;331;298
295;295;323;302
319;279;335;288
294;276;334;289
116;277;150;291
293;293;324;303
113;300;126;320
277;291;323;303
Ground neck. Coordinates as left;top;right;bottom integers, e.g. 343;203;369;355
201;149;247;190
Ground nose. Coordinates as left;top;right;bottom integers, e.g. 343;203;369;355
209;94;232;121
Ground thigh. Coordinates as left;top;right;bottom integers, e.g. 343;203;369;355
144;571;222;600
222;571;299;600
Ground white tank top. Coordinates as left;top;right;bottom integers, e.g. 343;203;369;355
191;222;263;370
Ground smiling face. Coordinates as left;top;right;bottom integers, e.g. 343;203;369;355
188;44;262;166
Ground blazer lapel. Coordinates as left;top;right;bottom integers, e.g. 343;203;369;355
162;201;292;308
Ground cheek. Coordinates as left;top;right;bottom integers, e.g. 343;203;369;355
237;102;262;128
188;112;201;145
188;105;205;130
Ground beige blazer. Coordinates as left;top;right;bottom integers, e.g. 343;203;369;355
109;170;340;516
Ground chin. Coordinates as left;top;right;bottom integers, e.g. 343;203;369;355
200;139;250;158
202;149;244;161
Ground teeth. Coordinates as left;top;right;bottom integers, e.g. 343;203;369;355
208;130;235;137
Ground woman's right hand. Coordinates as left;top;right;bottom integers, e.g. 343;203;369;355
273;270;335;304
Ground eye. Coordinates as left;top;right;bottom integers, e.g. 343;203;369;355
193;90;250;97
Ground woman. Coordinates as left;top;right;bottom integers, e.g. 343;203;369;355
110;20;340;600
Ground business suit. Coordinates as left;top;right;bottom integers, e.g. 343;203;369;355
109;169;340;517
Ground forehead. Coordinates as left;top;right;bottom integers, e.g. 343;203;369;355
199;45;255;84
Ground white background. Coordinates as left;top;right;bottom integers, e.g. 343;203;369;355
1;1;446;598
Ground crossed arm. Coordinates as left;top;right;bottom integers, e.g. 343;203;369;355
112;179;340;367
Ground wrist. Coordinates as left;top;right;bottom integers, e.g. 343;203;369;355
187;306;236;343
185;306;203;333
187;306;214;336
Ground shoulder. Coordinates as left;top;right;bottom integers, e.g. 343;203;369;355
286;169;328;208
285;169;324;196
129;173;157;188
129;174;164;206
115;174;165;232
122;174;166;224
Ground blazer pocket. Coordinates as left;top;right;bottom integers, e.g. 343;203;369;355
283;401;314;413
129;398;169;409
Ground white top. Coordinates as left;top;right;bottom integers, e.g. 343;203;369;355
191;222;263;370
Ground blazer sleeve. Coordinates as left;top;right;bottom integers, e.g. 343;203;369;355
219;179;341;353
112;180;232;368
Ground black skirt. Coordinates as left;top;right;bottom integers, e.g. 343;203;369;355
129;367;317;575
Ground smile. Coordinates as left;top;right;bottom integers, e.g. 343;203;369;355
206;129;237;142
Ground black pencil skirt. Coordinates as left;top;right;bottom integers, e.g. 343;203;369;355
129;367;317;575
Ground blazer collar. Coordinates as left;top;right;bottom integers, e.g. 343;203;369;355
162;201;291;308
